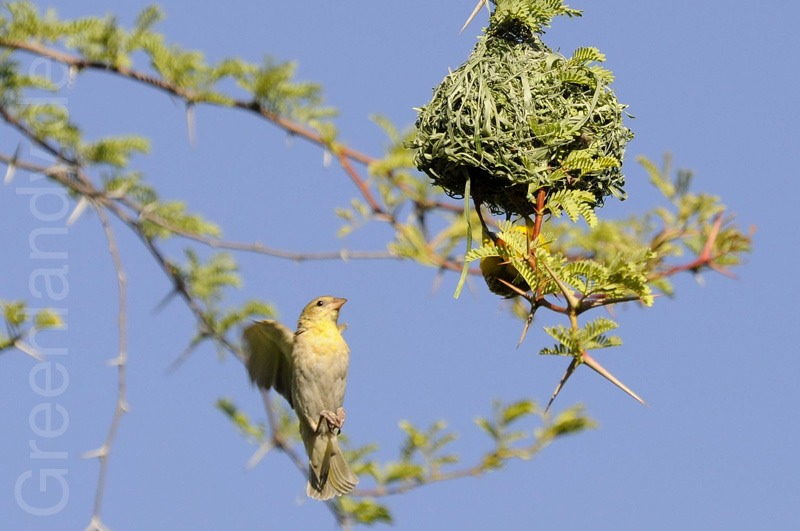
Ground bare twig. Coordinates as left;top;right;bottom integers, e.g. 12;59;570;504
0;150;398;263
84;206;128;531
654;213;734;279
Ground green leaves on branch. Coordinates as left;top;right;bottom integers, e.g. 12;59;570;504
397;420;459;478
216;398;265;443
540;317;621;356
335;198;372;238
643;154;752;276
1;2;337;131
239;57;336;123
102;173;221;240
492;0;582;33
182;250;240;303
546;189;599;227
173;250;274;343
80;136;150;167
337;498;393;526
14;101;80;147
466;220;654;309
476;400;594;469
547;155;753;297
550;250;655;307
0;299;62;353
221;395;594;526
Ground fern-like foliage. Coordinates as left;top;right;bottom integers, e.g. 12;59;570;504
540;316;622;356
545;189;599;226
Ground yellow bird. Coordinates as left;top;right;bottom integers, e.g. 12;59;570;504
244;296;358;500
480;225;532;298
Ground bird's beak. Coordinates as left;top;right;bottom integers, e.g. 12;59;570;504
330;297;347;310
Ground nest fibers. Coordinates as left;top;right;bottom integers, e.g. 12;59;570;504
412;15;633;217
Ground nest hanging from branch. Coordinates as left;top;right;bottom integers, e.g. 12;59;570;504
412;6;633;218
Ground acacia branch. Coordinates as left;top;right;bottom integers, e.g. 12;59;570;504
0;37;467;245
351;429;551;498
0;150;399;263
0;37;373;167
653;213;735;279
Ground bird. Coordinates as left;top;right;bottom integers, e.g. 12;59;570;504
479;225;532;298
243;295;359;500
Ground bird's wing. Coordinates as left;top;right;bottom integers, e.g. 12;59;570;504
243;320;295;408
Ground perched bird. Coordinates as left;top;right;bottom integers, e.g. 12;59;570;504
244;296;358;500
479;225;532;298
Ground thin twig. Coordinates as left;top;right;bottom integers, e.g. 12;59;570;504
84;206;128;531
0;150;399;263
350;433;550;498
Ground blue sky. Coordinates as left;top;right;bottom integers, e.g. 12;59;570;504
2;1;798;530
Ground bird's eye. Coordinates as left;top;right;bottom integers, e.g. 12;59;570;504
316;300;324;307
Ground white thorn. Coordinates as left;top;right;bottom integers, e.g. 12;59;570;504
245;440;275;470
67;196;90;226
4;143;22;184
460;0;488;33
82;445;108;459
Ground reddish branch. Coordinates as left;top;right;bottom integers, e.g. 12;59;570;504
0;37;373;166
654;213;735;279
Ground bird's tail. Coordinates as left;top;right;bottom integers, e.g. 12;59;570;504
307;433;359;501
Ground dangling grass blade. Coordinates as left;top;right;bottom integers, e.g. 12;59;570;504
453;176;472;299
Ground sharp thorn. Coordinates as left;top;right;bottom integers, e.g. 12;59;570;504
582;352;647;407
460;0;487;33
545;357;580;413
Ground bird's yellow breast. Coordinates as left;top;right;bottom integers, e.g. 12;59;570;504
303;321;349;358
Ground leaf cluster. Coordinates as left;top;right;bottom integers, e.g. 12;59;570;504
218;396;594;526
0;299;62;353
493;0;582;34
547;154;753;296
0;2;334;124
540;316;621;356
466;218;654;308
166;250;274;360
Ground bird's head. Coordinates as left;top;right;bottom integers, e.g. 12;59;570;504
297;295;347;332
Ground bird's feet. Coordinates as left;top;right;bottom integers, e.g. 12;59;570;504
319;407;346;435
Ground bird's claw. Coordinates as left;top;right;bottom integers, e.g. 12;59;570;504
319;407;346;435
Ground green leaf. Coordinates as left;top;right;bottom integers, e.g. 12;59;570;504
338;498;393;525
216;398;265;442
500;400;537;425
539;405;597;439
34;309;63;328
382;462;425;484
2;300;26;327
79;135;150;167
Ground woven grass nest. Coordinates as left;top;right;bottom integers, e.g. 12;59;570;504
412;10;633;218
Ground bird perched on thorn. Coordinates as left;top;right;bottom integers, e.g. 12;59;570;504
244;295;358;500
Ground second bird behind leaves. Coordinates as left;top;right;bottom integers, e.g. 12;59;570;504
244;295;358;500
